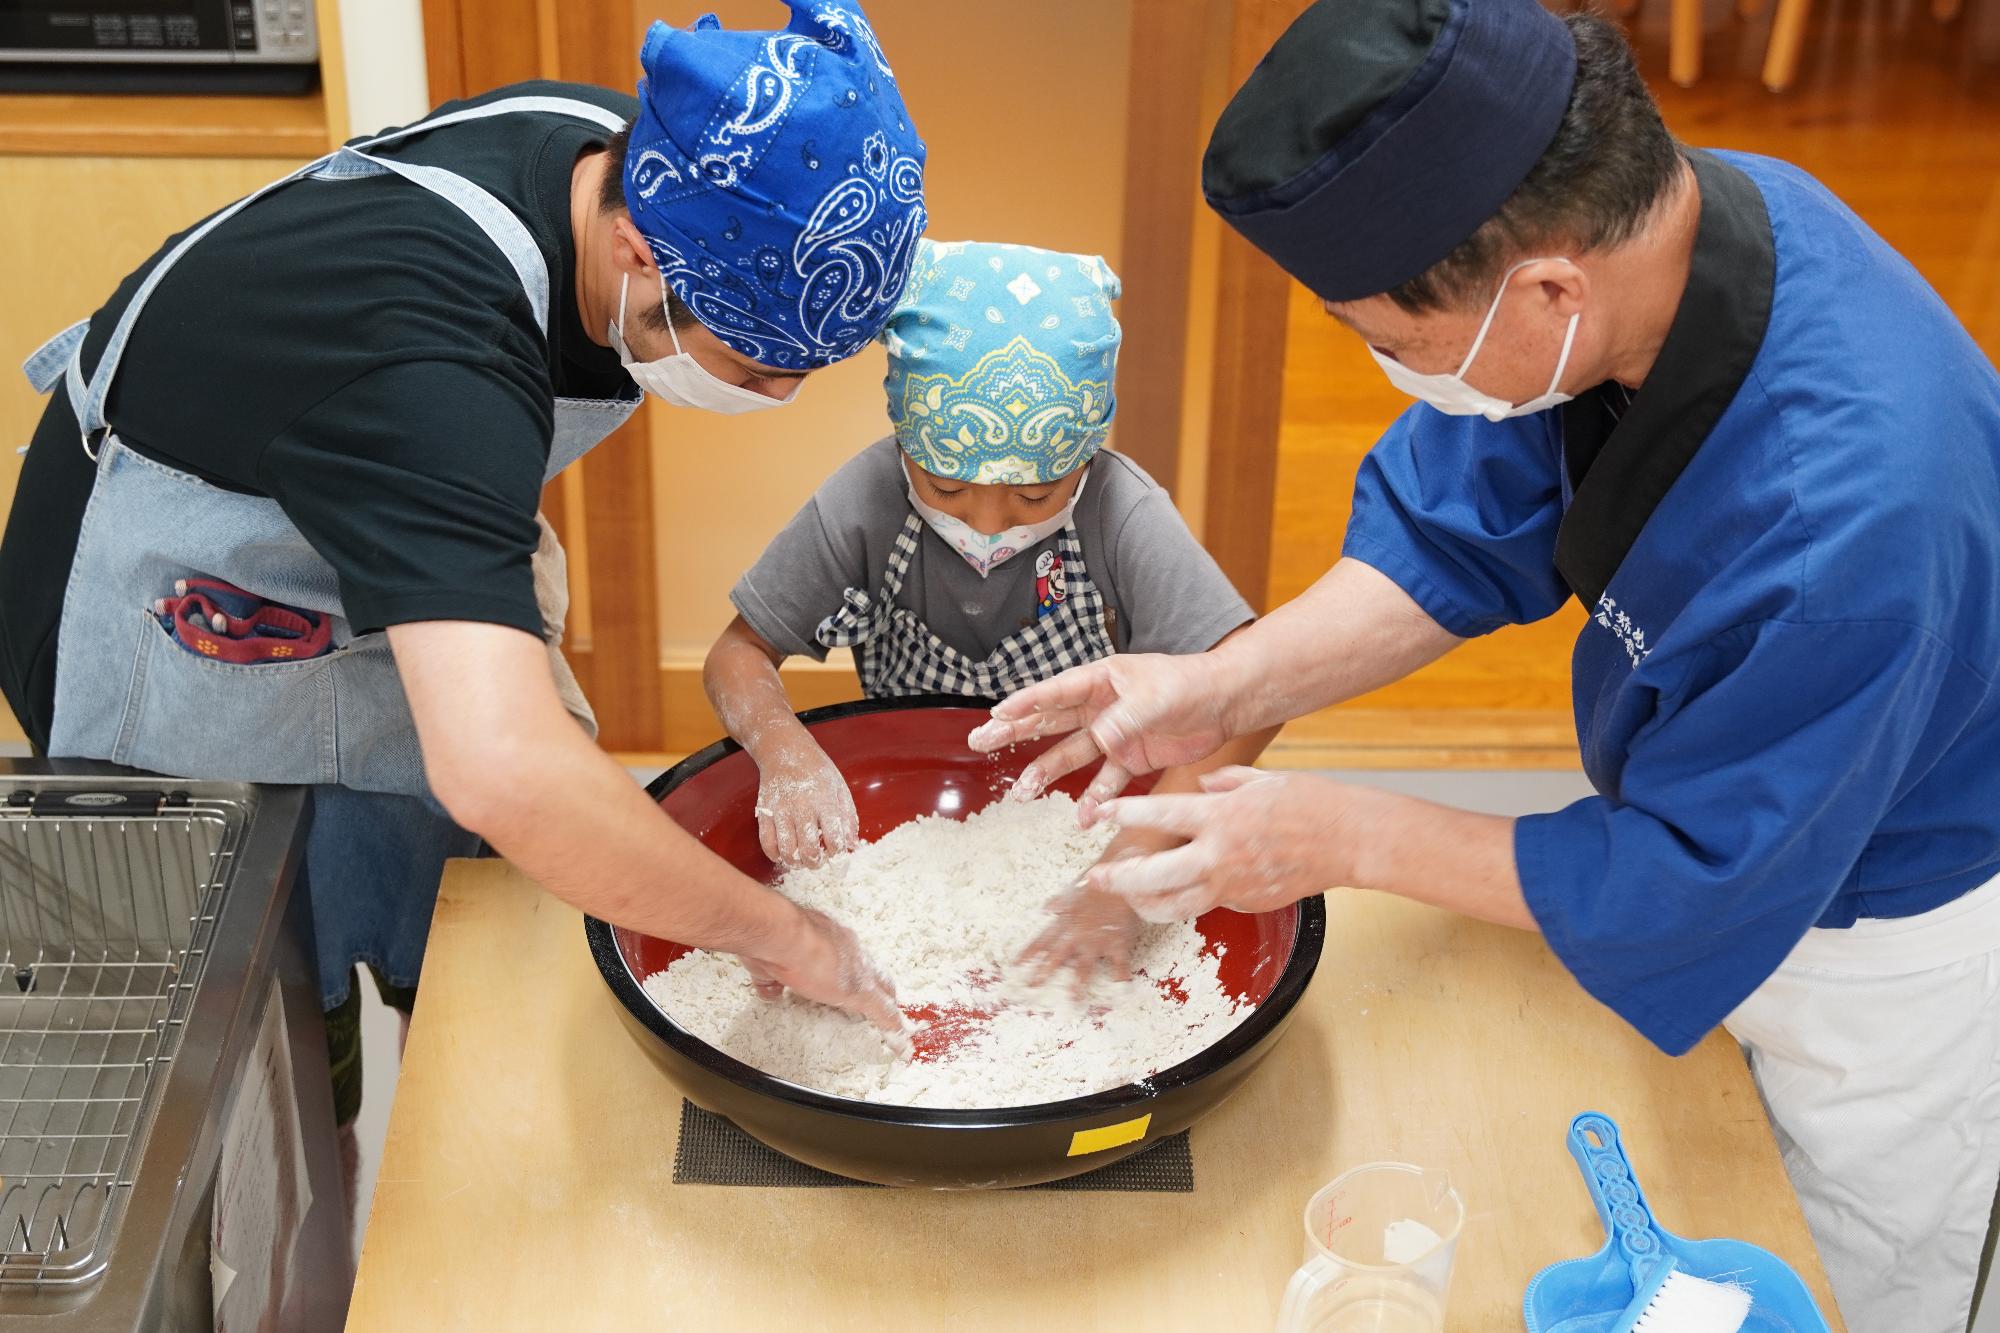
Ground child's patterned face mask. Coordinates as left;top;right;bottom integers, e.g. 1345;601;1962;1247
905;470;1089;579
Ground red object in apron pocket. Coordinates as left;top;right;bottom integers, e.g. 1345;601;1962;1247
152;578;333;664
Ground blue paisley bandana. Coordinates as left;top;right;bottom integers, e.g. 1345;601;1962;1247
883;239;1122;485
621;2;927;372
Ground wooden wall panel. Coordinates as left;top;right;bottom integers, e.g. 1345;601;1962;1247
1201;237;1292;613
551;0;641;84
458;0;546;86
421;0;467;103
1110;1;1227;488
314;0;352;142
1200;0;1313;612
575;425;664;749
0;92;327;158
544;0;661;750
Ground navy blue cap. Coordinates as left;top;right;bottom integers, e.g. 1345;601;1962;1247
1202;0;1577;303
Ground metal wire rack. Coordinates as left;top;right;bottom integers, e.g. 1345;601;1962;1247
0;792;245;1287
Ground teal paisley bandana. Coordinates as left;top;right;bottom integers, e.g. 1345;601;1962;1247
882;239;1121;484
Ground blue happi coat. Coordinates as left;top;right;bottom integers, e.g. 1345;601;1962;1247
1343;149;2000;1054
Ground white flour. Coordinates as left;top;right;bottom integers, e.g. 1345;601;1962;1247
640;794;1256;1108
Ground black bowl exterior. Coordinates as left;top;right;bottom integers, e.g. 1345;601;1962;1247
584;695;1328;1189
589;901;1325;1189
606;993;1312;1188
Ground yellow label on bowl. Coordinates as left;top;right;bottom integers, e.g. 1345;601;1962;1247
1067;1114;1152;1157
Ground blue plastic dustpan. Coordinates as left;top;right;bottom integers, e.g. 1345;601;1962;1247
1523;1113;1833;1333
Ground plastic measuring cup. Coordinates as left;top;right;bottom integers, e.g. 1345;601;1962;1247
1274;1162;1465;1333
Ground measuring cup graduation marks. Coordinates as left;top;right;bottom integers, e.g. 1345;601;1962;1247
1275;1162;1464;1333
1523;1113;1833;1333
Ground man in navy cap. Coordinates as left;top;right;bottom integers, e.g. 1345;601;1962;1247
976;2;2000;1325
0;0;922;1192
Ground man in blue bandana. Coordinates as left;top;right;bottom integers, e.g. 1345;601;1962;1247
611;6;927;389
974;2;2000;1326
0;0;924;1184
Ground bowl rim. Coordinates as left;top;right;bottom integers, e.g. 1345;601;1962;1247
583;694;1327;1128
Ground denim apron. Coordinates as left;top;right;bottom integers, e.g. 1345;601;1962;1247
815;514;1117;697
19;94;638;1005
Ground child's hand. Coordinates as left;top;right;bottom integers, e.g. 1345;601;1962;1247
753;738;860;870
1015;879;1145;999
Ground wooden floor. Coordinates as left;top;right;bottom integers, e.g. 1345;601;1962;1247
1270;4;2000;764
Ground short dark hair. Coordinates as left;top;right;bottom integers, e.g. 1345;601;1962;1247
1383;13;1682;313
594;122;697;335
596;124;633;212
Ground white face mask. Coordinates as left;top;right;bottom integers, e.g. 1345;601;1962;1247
1367;257;1580;422
906;468;1089;579
608;272;799;415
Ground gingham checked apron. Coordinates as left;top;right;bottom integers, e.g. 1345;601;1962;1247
816;513;1117;697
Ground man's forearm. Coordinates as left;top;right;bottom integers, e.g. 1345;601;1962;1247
470;719;800;951
395;621;801;956
1213;557;1462;733
1340;785;1534;930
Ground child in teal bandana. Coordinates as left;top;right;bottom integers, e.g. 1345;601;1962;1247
704;239;1275;988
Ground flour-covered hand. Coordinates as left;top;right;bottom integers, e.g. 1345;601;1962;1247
1015;878;1144;999
967;653;1242;811
1085;768;1354;920
741;906;909;1052
753;738;860;870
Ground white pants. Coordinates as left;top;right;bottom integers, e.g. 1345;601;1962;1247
1725;874;2000;1333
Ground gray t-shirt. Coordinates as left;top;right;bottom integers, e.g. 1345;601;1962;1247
731;438;1254;666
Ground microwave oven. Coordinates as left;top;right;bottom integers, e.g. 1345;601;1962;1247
0;1;318;93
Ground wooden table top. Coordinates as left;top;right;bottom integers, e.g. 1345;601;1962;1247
348;859;1844;1332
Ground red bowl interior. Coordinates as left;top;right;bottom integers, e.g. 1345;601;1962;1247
615;704;1300;1051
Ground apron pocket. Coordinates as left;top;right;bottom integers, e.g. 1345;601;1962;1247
115;606;348;785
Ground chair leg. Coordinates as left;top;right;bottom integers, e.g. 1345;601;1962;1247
1764;0;1813;89
1670;0;1703;86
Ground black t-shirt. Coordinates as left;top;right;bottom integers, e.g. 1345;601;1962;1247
0;80;639;750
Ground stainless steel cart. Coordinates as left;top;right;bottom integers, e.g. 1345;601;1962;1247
0;765;347;1330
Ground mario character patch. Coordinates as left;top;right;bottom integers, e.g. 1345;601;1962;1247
1035;549;1067;619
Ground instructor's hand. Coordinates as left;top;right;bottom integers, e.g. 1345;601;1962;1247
1082;768;1351;921
968;653;1242;810
739;907;908;1051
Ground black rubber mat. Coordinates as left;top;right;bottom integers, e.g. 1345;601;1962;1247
671;1101;1195;1191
